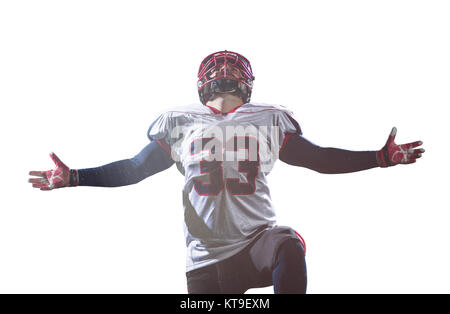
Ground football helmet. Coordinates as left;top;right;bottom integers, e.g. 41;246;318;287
197;50;255;105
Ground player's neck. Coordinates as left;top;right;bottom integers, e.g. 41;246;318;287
206;94;244;113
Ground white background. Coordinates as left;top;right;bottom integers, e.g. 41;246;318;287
0;0;449;293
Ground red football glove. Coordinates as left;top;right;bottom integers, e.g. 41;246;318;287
376;127;425;167
29;152;78;190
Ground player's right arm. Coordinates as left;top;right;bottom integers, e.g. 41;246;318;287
28;140;174;190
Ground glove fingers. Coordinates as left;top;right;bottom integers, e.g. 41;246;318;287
397;150;422;164
50;152;66;168
407;147;425;153
29;171;46;177
404;141;424;149
390;127;397;136
387;127;397;144
29;178;49;184
409;151;423;159
407;148;425;156
32;183;51;190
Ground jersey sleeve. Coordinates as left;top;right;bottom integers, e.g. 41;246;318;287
147;112;175;156
276;109;303;153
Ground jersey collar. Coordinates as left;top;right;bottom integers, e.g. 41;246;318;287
205;103;246;115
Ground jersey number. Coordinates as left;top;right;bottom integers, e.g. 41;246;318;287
190;136;259;196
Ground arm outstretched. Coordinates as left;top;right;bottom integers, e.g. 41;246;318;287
279;133;378;174
78;140;174;187
279;128;424;174
29;141;174;190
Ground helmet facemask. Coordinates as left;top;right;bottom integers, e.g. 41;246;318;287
198;51;254;105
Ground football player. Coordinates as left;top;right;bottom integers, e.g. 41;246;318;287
29;51;425;294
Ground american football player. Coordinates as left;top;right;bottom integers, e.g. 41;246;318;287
29;50;424;294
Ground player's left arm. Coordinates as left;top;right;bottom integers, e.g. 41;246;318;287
279;127;425;174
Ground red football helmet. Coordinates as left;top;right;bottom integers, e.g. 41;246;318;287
197;50;255;105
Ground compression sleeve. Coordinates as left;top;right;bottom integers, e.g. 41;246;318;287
77;141;174;187
279;133;378;174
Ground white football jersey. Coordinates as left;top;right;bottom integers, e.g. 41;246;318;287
148;102;301;272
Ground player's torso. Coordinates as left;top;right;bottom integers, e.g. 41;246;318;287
148;102;300;268
165;103;287;240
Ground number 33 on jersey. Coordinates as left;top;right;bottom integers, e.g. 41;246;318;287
147;102;301;271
